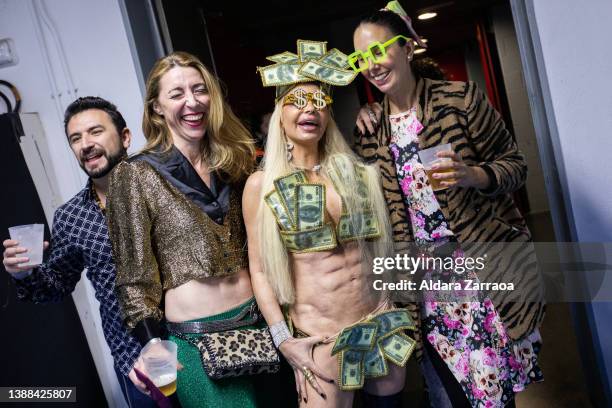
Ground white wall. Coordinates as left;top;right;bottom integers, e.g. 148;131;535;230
0;0;146;405
527;0;612;399
529;0;612;238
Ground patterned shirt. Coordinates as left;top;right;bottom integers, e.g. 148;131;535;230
14;180;141;376
388;108;454;245
389;109;543;407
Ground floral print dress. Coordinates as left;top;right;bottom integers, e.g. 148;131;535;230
389;108;543;407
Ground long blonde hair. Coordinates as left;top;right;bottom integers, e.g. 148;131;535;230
142;51;254;181
258;97;393;305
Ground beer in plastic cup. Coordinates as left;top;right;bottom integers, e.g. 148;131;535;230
418;143;455;191
8;224;44;267
140;339;178;396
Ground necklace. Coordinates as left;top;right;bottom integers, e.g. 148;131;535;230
291;163;322;173
91;183;105;212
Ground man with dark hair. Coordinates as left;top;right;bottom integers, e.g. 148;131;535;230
2;97;156;407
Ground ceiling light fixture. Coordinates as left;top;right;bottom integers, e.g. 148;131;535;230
418;12;437;20
414;48;427;54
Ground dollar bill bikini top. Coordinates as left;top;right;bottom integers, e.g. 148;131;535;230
264;161;381;253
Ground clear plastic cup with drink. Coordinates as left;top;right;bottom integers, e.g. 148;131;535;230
8;224;44;267
140;339;178;396
418;143;456;191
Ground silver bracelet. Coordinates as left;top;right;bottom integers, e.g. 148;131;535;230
269;320;292;348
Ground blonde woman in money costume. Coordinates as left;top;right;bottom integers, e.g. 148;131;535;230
243;40;417;408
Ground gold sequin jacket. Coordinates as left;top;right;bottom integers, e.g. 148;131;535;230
107;157;248;331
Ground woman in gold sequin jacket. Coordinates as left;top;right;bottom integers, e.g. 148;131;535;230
106;52;282;407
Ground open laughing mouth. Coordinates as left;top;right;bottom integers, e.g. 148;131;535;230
82;152;104;166
297;119;320;132
181;112;205;128
371;70;390;84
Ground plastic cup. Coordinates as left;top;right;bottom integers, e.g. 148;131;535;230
8;224;44;267
418;143;455;191
140;339;178;396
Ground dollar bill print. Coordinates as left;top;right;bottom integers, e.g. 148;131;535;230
318;48;350;69
297;39;327;62
372;309;416;338
259;42;357;89
328;154;371;206
258;62;309;87
337;212;380;242
280;224;337;253
274;171;307;224
339;350;364;390
337;331;415;390
331;322;378;355
264;190;294;230
354;165;370;203
296;184;325;230
298;60;358;86
332;309;416;389
363;345;389;378
380;333;416;367
266;51;299;64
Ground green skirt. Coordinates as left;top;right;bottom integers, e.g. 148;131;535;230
168;298;294;408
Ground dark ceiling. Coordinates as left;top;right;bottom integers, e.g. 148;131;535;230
197;0;507;55
160;0;508;118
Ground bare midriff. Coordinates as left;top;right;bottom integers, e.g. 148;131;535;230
164;268;254;322
289;241;383;337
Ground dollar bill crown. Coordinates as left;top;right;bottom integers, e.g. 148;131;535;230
257;40;358;101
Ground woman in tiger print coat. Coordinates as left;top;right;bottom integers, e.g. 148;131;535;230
351;4;545;408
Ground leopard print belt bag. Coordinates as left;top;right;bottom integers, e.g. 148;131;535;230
167;301;281;379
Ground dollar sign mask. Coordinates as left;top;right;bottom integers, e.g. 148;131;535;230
283;89;333;111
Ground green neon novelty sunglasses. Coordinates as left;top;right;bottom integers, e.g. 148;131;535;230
348;35;411;72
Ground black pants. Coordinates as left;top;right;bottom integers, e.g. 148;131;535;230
425;341;516;408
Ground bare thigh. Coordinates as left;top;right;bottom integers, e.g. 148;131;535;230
299;341;354;408
363;362;406;396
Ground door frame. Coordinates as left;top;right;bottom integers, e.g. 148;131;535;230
510;1;611;405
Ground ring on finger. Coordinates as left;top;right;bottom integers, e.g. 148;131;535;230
301;366;313;378
367;110;377;123
301;367;315;384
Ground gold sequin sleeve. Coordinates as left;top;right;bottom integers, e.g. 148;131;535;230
107;161;163;330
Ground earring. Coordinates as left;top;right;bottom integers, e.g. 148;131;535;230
153;103;162;116
286;142;294;161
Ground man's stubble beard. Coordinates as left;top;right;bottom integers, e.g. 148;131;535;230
84;149;127;179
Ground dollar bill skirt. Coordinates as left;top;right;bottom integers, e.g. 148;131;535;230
290;300;418;391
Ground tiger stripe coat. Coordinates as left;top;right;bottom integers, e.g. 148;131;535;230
355;78;545;360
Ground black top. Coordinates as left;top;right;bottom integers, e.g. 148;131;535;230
131;146;230;225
